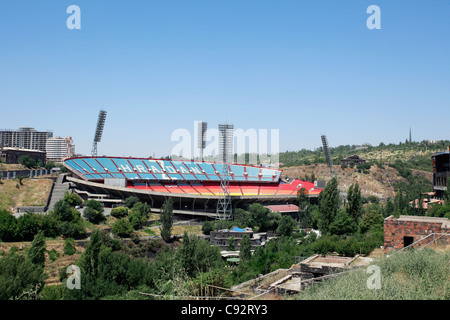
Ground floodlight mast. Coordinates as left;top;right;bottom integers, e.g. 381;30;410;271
321;135;335;179
216;123;233;220
197;121;207;162
91;110;107;156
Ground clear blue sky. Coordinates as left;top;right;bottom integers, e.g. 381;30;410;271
0;1;449;158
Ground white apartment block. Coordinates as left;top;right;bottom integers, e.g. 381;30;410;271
46;136;75;163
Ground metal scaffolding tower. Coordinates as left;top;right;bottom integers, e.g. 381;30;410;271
216;124;234;220
91;110;107;156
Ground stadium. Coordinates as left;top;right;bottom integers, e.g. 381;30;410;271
63;156;323;217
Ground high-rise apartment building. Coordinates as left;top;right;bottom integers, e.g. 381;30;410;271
0;127;53;152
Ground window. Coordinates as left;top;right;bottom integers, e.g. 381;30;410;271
403;236;414;248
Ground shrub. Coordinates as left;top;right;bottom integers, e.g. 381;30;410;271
48;249;60;262
111;206;129;219
201;221;214;235
64;238;76;255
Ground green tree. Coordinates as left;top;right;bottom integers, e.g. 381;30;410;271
0;254;45;300
233;208;252;227
239;234;252;263
82;199;105;224
131;202;150;218
201;220;214;235
44;161;55;171
52;201;86;238
27;231;46;266
37;213;60;238
59;218;86;238
84;200;104;214
127;202;150;230
160;198;174;242
248;203;273;231
318;177;340;234
359;210;384;234
35;159;43;168
276;215;297;237
0;209;18;242
179;232;224;277
17;175;25;186
329;211;357;236
83;206;105;224
81;229;102;279
443;179;450;202
63;192;83;207
16;213;39;241
228;237;235;251
112;218;134;238
125;196;140;208
52;200;77;222
384;199;395;217
297;187;311;227
18;155;36;168
128;210;145;230
346;183;362;222
394;190;408;216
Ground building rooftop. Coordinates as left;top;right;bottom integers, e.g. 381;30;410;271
386;215;450;228
264;204;299;213
1;147;45;153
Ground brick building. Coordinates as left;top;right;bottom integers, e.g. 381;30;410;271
384;215;450;253
0;147;46;165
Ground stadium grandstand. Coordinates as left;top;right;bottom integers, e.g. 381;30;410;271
63;156;323;217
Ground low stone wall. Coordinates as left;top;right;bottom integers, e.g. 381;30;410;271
16;206;46;213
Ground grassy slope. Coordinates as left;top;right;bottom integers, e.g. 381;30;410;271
0;178;53;211
293;246;450;300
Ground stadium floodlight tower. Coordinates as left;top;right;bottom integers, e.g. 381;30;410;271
91;110;107;157
216;123;234;220
196;121;208;162
321;134;335;179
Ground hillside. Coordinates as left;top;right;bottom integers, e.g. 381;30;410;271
280;140;450;172
0;178;53;212
282;163;433;200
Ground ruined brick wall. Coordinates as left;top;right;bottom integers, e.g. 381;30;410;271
384;215;450;253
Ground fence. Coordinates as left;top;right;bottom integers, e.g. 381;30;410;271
0;169;57;180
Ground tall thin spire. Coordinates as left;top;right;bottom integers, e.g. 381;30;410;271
409;127;412;144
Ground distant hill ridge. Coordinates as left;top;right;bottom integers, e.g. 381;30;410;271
280;140;450;172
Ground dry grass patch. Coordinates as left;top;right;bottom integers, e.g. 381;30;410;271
150;225;203;237
0;178;53;211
